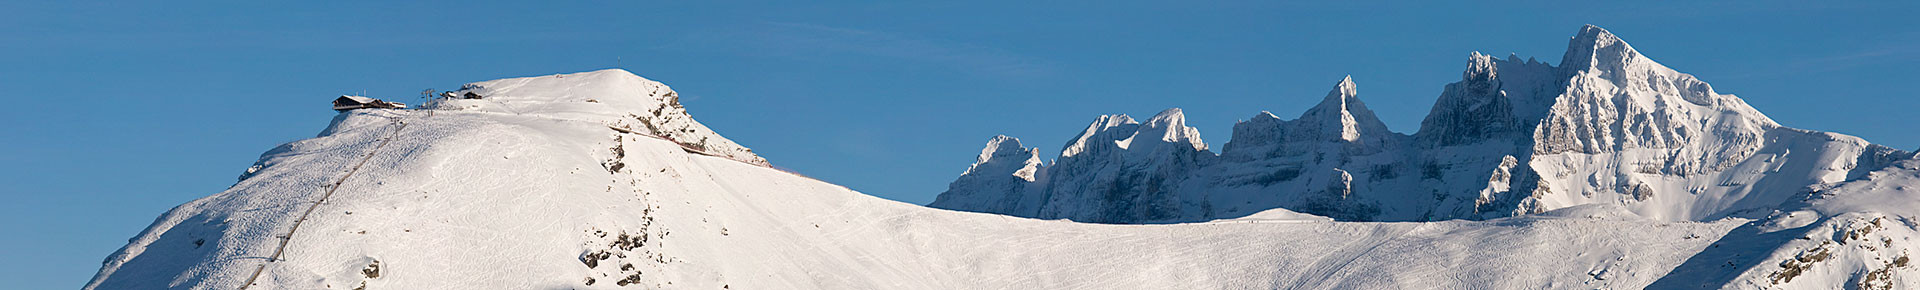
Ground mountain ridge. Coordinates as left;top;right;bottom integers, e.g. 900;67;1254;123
932;24;1910;223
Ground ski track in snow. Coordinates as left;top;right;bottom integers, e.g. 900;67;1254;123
1280;224;1422;290
237;109;437;289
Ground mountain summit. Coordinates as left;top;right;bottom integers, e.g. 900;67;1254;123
1293;76;1395;145
441;69;768;166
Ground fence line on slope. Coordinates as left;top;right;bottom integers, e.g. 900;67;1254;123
237;110;430;289
607;125;727;159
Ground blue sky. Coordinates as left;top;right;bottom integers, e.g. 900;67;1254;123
3;1;1916;288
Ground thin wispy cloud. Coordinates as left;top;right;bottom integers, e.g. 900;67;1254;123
1718;37;1920;80
670;22;1056;78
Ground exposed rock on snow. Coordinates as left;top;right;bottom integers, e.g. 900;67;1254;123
436;69;767;166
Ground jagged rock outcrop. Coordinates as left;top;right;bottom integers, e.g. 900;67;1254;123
1415;52;1530;148
1412;52;1556;219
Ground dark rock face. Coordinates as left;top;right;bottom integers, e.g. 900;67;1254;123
1416;53;1526;149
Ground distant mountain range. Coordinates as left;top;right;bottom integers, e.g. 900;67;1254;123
932;25;1913;224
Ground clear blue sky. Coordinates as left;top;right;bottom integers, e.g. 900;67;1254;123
3;1;1914;288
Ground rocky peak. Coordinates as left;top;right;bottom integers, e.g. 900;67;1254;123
1328;76;1359;100
976;135;1034;165
1220;112;1287;159
1535;25;1780;156
1059;109;1209;160
1137;108;1207;152
967;135;1044;181
929;135;1046;214
1416;53;1524;148
1221;77;1401;160
1295;76;1393;145
1464;52;1499;85
1060;114;1141;158
1021;109;1215;223
1560;25;1644;77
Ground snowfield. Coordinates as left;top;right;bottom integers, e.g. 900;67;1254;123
88;25;1920;290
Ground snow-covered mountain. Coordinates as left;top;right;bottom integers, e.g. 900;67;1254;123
933;25;1913;223
920;25;1920;288
86;25;1920;290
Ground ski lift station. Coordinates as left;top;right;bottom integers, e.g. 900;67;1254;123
332;95;407;111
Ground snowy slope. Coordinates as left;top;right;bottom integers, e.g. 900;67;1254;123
1652;156;1920;289
81;68;1871;289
